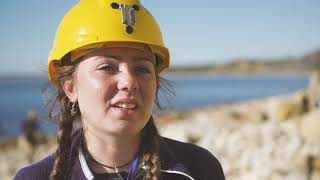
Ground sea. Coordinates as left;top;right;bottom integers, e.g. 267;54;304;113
0;74;309;138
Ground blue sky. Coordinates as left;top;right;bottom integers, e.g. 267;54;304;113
1;0;320;74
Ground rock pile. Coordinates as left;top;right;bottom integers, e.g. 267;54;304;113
159;91;320;180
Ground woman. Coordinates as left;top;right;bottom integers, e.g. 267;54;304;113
14;0;225;179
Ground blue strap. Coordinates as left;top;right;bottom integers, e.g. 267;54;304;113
127;158;139;180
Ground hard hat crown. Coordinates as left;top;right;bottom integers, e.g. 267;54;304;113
48;0;169;84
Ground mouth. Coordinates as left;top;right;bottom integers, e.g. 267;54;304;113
114;102;137;110
112;101;139;117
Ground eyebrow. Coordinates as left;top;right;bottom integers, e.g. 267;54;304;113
105;55;156;65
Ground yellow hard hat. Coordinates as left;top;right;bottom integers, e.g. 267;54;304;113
48;0;170;84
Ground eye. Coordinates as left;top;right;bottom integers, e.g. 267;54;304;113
97;64;117;74
135;66;151;74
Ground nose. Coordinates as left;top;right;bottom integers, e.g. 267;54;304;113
117;69;139;92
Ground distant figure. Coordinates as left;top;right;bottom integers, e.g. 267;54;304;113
302;94;310;113
18;110;45;163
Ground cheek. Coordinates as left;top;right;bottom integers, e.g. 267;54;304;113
140;78;157;102
75;73;116;109
77;76;99;101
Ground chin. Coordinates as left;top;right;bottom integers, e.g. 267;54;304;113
108;124;144;136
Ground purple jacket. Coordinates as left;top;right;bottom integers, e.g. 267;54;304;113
14;131;225;180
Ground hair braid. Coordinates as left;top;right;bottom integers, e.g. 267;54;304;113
48;57;79;180
138;75;174;180
141;117;161;180
49;95;75;180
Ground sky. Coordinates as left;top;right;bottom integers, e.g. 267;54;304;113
0;0;320;74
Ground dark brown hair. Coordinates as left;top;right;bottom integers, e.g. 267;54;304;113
48;54;174;180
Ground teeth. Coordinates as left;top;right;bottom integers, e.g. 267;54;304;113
116;103;136;109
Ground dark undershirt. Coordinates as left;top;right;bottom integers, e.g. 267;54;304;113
93;171;129;180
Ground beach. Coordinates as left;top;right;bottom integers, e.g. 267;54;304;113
1;72;320;180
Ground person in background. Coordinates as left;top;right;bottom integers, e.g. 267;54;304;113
14;0;225;179
18;110;44;163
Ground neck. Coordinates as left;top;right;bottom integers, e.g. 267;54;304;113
83;129;141;173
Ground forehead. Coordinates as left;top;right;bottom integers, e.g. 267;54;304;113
82;47;156;64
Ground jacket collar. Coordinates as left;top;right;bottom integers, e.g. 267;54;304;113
158;137;195;180
78;147;95;180
69;130;195;180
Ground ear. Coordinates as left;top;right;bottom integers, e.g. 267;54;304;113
61;79;78;103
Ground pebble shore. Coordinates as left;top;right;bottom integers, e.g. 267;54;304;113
159;94;320;180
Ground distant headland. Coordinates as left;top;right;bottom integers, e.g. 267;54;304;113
165;49;320;76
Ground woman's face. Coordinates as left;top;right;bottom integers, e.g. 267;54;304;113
71;47;157;136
